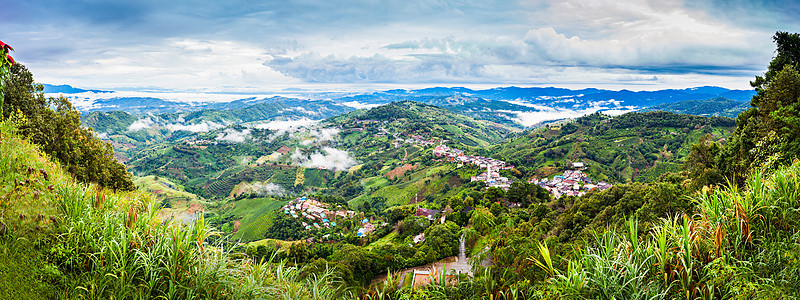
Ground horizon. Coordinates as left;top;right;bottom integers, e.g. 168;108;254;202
4;1;800;92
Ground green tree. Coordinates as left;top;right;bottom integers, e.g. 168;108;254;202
470;207;496;234
684;134;724;190
2;64;135;191
421;222;459;259
329;244;375;286
717;31;800;181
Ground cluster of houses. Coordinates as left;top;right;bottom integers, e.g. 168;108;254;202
530;163;612;198
433;145;515;189
393;134;439;148
281;196;382;238
281;197;356;230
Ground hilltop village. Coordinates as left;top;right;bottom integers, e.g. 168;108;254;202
530;165;613;198
433;145;612;197
433;145;514;189
281;197;382;238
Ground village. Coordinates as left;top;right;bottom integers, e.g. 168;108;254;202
433;144;613;198
529;162;613;198
281;196;381;238
432;144;515;189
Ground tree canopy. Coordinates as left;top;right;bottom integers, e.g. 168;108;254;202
2;63;135;191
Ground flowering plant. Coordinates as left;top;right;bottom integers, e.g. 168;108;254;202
0;40;14;114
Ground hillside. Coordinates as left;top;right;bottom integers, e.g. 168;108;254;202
491;111;736;183
0;119;350;299
640;97;750;118
329;101;519;148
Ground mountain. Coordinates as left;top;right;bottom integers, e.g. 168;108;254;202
491;111;736;183
640;97;750;118
42;83;110;94
65;84;755;127
327;101;519;148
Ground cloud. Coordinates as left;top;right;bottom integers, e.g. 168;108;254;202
249;182;287;197
309;127;340;143
291;147;358;171
341;101;382;109
4;0;795;91
508;104;638;127
165;121;226;132
255;118;319;131
127;117;156;132
215;128;252;143
126;115;230;133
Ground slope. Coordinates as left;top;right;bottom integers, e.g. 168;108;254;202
491;111;737;183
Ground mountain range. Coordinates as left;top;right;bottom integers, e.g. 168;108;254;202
56;84;755;128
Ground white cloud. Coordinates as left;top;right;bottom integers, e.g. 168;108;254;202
127;117;156;132
255;118;319;131
507;104;638;127
11;0;790;91
310;127;340;143
215;128;252;143
165;121;226;132
249;182;287;196
291;147;358;171
341;101;382;109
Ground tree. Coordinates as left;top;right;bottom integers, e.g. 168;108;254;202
716;31;800;182
470;207;496;234
329;244;375;286
2;64;135;191
0;40;14;113
684;134;724;190
421;222;459;259
288;241;311;262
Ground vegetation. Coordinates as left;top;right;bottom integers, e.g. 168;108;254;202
3;63;135;191
697;31;800;187
492;111;735;183
5;31;800;299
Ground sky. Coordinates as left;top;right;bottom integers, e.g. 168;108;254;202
2;0;799;93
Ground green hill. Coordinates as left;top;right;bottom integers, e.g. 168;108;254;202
328;101;519;149
641;97;750;118
492;111;736;182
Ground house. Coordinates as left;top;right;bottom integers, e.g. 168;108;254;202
413;233;425;244
572;162;585;169
276;145;292;155
414;208;440;221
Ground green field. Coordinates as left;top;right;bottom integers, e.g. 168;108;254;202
214;197;289;241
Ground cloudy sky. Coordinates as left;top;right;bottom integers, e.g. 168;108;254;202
2;0;799;92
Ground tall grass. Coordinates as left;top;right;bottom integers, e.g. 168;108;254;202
0;120;349;299
526;160;800;299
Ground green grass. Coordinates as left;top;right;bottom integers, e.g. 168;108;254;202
133;175;197;201
0;120;350;299
0;237;58;299
365;231;398;250
227;197;288;241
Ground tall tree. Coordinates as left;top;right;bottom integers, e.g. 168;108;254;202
715;32;800;181
2;64;135;191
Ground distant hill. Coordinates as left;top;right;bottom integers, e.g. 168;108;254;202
640;97;750;118
42;83;111;94
491;111;736;183
328;101;519;148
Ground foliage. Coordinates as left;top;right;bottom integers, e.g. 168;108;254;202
2;64;135;191
493;111;735;183
0;119;356;299
713;31;800;183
